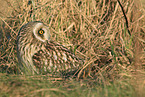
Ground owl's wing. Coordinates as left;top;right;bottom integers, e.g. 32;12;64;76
32;40;83;74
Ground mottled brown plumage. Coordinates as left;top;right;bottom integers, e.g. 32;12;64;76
17;21;83;74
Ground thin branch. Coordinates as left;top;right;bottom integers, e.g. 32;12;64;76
117;0;131;36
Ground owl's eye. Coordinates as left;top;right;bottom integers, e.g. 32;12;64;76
38;29;45;35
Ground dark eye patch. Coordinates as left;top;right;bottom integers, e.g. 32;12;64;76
38;28;45;35
37;28;45;39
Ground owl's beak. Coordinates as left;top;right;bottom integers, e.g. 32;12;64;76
47;33;51;40
47;35;50;40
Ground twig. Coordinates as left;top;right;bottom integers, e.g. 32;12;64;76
0;17;17;34
117;0;131;36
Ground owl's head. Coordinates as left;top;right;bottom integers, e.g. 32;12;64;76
17;21;51;74
18;21;50;43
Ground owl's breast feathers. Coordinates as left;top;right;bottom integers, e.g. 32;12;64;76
32;40;83;73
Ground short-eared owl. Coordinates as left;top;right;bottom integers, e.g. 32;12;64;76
17;21;83;74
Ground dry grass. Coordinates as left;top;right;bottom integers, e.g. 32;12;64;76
0;0;145;96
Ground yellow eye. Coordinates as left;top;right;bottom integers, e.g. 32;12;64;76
38;30;44;34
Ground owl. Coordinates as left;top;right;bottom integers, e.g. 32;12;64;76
17;21;83;75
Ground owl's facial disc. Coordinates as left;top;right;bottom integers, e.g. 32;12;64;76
33;23;50;42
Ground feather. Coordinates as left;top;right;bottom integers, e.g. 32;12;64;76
32;40;83;74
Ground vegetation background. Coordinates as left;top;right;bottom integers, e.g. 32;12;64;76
0;0;145;96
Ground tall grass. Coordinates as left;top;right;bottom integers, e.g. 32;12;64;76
0;0;145;96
